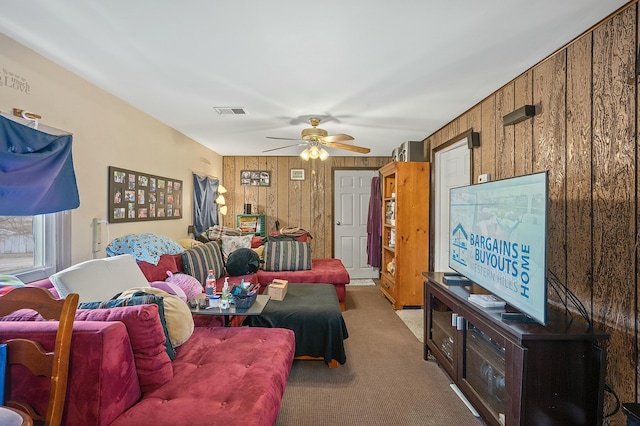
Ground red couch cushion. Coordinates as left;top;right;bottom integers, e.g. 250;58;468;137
0;320;140;426
257;258;349;285
110;327;296;426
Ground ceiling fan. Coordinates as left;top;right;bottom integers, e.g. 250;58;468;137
264;117;371;160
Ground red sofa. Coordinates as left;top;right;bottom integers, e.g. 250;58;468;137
256;258;350;310
0;303;295;426
138;254;350;310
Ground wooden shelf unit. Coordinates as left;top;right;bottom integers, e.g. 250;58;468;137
379;161;430;309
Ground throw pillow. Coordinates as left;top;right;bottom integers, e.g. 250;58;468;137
262;241;312;272
119;287;194;348
49;254;150;302
204;225;242;241
150;280;188;302
221;234;252;261
181;241;225;284
225;248;260;276
137;253;179;282
74;304;173;394
78;292;176;361
175;238;203;249
164;271;202;300
253;245;265;261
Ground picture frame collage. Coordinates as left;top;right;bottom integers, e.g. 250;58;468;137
108;166;183;223
240;170;270;186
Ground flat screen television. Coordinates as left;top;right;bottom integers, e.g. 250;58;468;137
448;172;548;325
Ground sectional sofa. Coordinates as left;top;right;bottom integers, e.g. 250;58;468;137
0;303;295;425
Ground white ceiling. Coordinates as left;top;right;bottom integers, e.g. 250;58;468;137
0;1;628;157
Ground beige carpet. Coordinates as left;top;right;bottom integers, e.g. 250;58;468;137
396;308;424;343
275;285;483;425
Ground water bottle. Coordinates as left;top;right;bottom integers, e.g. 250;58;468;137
205;270;216;295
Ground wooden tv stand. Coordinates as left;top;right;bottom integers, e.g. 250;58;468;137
423;272;609;425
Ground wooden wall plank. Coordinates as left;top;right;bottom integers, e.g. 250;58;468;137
264;157;278;234
533;50;567;309
495;83;515;180
276;157;289;231
592;6;637;410
566;33;593;311
468;105;482;182
481;96;496;178
222;156;235;227
636;3;640;404
514;71;534;176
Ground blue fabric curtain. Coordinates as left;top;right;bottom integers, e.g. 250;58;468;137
366;176;382;268
193;174;219;236
0;114;79;215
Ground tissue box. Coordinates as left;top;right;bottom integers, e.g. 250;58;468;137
268;279;288;301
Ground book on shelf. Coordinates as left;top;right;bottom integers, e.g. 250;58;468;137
468;294;506;308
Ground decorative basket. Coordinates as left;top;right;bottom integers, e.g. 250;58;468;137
233;285;260;309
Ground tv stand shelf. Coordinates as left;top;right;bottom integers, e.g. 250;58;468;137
423;272;609;426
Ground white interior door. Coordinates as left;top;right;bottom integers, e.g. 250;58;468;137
434;141;471;272
334;170;379;279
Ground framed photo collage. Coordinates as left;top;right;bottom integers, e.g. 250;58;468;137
108;166;183;223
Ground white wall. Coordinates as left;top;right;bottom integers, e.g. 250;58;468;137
0;33;223;265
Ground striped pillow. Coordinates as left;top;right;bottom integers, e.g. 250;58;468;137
181;241;225;284
263;241;312;271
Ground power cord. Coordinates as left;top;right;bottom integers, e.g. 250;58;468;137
603;383;620;423
547;269;592;329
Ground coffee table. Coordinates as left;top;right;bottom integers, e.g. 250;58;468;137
249;283;348;367
190;294;270;326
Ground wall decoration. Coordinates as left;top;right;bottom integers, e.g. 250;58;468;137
240;170;270;186
290;169;305;181
108;166;182;223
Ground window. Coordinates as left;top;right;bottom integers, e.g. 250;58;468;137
0;211;71;283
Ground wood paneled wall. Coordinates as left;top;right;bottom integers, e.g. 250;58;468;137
424;3;637;423
222;156;390;259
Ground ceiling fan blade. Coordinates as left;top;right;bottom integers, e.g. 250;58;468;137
323;141;370;154
266;136;303;141
263;143;306;153
321;134;354;143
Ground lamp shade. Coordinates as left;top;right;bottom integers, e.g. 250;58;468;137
300;148;310;161
219;205;228;215
218;184;227;194
319;147;329;160
215;194;226;205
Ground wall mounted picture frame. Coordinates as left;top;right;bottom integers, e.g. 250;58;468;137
290;169;305;181
240;170;270;186
108;166;183;223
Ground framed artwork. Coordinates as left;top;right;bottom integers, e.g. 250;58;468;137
290;169;305;180
108;166;183;223
240;170;270;186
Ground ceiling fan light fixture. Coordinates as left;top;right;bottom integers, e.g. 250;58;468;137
218;184;227;194
319;147;329;160
219;205;228;215
309;145;320;159
300;148;311;161
215;194;226;205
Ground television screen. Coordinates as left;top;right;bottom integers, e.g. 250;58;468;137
449;172;548;325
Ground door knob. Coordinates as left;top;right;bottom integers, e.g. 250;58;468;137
336;221;341;225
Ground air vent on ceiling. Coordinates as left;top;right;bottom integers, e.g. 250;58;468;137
214;107;247;115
